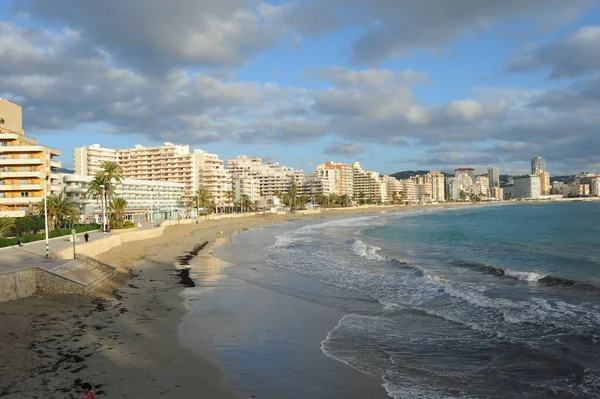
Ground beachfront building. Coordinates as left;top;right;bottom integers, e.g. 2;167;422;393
400;178;416;203
488;166;500;188
591;178;600;197
352;162;387;204
473;175;489;199
197;151;232;209
226;155;304;197
63;174;186;223
448;168;475;201
537;171;551;195
489;187;504;200
231;174;260;203
428;170;446;203
0;99;62;217
74;144;119;176
513;175;541;199
383;175;405;204
300;172;337;199
117;143;202;204
316;161;354;197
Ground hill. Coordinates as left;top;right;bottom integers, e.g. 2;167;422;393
390;170;453;180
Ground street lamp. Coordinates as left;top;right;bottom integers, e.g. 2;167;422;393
43;175;49;258
102;184;107;238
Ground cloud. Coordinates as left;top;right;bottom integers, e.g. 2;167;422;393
507;26;600;78
323;142;365;157
14;0;289;70
307;67;429;87
284;0;594;64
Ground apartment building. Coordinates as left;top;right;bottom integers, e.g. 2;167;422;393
352;162;387;204
232;174;261;202
513;175;541;199
301;172;337;198
63;174;185;222
0;99;62;217
316;161;354;197
488;166;500;188
74;144;118;176
591;178;600;197
429;171;446;203
473;175;489;198
197;151;232;207
226;155;303;197
536;171;550;195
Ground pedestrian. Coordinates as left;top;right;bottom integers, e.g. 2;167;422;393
84;233;89;242
81;382;96;399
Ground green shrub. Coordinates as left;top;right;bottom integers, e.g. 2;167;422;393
123;220;134;226
0;224;100;248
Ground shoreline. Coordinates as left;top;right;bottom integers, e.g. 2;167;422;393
0;202;513;397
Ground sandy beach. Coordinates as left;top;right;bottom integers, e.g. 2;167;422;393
0;204;468;398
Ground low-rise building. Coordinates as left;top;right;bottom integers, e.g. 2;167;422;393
63;174;186;223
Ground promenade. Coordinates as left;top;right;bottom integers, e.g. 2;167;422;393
0;222;156;273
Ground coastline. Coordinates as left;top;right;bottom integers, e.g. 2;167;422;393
0;203;500;398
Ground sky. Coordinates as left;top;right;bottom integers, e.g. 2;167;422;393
1;0;600;176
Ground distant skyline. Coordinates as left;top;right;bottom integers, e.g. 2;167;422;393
1;0;600;176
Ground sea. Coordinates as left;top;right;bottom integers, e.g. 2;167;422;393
185;202;600;399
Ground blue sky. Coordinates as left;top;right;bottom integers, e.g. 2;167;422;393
2;0;600;175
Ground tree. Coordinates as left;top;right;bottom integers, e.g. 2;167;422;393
287;185;298;210
87;175;107;226
459;190;468;202
36;193;79;230
97;161;124;201
190;187;213;218
12;216;44;236
110;197;128;227
0;217;15;236
225;190;234;213
240;194;251;212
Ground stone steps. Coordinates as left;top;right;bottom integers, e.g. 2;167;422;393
50;260;115;293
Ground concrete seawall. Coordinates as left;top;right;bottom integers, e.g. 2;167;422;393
0;267;86;302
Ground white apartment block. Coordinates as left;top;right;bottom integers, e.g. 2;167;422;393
383;175;405;203
400;179;416;203
429;171;446;203
513;175;541;199
352;162;387;204
226;155;303;197
591;178;600;196
63;174;186;222
301;172;337;198
473;175;490;198
74;144;118;176
197;151;232;207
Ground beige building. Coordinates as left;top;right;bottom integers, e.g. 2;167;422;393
226;155;303;197
0;99;62;217
74;144;118;176
316;161;354;197
352;162;387;204
196;151;232;208
536;171;551;195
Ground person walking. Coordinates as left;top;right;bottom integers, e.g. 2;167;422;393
81;382;96;398
84;233;90;242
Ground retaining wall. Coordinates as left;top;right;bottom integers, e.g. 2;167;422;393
0;267;86;303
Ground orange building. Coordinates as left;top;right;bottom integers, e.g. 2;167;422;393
0;99;61;217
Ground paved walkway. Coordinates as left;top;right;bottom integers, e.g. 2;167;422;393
0;221;158;273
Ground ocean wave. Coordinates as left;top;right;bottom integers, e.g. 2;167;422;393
455;260;600;290
351;240;386;262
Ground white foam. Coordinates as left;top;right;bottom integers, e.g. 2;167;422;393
504;269;545;282
351;240;386;262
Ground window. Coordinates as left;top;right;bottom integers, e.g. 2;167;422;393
20;192;29;198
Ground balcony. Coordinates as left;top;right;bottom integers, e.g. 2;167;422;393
0;197;43;205
0;184;42;191
0;145;44;153
0;158;43;166
50;161;61;168
0;171;43;178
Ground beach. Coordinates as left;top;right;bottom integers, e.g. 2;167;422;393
0;205;418;398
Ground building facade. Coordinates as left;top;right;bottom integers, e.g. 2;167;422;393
63;174;185;223
352;162;387;204
0;99;62;217
316;162;354;197
531;156;546;174
513;175;541;199
74;144;118;176
488;166;500;188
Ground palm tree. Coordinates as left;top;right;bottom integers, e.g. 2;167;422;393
110;197;128;227
0;217;15;236
225;190;234;214
190;187;213;218
97;161;124;200
87;175;107;226
288;185;298;210
240;194;251;213
37;193;79;230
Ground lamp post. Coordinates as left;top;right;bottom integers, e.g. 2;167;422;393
102;184;107;238
43;175;49;258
